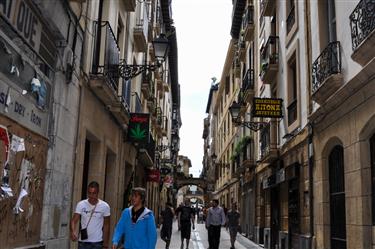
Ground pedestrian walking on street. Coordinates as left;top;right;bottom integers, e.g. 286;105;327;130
160;202;175;249
112;187;157;249
205;199;226;249
226;203;241;249
70;181;111;249
177;199;195;249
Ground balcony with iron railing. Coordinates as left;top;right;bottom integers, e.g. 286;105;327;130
238;35;246;62
141;72;154;100
90;21;120;106
260;0;275;16
242;5;254;41
233;55;241;79
235;138;255;177
242;69;255;103
133;2;149;52
259;122;278;162
350;0;375;66
260;36;279;84
311;41;342;105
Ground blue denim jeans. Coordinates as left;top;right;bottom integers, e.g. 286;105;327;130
78;241;103;249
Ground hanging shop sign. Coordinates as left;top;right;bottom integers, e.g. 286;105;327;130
252;98;283;118
0;79;48;137
146;169;160;182
128;113;150;144
0;0;56;67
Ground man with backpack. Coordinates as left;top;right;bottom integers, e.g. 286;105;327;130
177;198;195;249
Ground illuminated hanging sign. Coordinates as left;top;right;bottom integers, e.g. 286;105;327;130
128;113;150;144
252;98;283;118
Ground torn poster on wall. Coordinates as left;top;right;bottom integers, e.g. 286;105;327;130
13;159;33;214
0;125;11;199
10;134;25;152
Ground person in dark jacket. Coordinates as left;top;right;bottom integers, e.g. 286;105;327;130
177;199;195;249
160;202;175;249
112;187;157;249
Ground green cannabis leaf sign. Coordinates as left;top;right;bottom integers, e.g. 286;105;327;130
128;113;150;144
130;124;146;140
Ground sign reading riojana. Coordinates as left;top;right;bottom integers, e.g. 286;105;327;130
128;113;150;144
252;98;283;118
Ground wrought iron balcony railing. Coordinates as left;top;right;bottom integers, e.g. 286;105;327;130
260;36;279;81
312;41;341;94
350;0;375;51
156;107;163;126
242;5;254;34
242;69;255;91
286;5;295;34
91;21;120;91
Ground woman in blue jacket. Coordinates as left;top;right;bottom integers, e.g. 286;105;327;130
112;187;157;249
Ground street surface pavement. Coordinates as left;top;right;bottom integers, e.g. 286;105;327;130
156;220;262;249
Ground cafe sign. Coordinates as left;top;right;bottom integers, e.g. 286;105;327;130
252;98;283;118
128;113;150;144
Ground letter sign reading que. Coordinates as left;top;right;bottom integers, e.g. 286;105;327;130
0;0;43;56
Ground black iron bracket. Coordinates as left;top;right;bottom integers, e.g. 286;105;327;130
119;60;161;80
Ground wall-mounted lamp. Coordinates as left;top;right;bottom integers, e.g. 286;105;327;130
119;34;169;80
228;101;266;131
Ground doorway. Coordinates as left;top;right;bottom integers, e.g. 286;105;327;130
270;186;280;249
329;145;346;249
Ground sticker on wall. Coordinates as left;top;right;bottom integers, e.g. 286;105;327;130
10;134;25;152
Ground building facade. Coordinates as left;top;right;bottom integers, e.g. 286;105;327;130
0;0;180;248
309;0;375;249
0;0;83;248
205;1;375;249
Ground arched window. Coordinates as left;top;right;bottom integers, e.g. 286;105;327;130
329;145;346;249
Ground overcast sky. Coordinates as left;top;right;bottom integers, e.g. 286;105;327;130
173;0;232;177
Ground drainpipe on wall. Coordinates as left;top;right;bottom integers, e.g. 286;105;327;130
308;123;314;249
304;0;314;248
93;0;104;73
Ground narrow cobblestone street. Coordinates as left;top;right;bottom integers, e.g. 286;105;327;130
156;221;262;249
